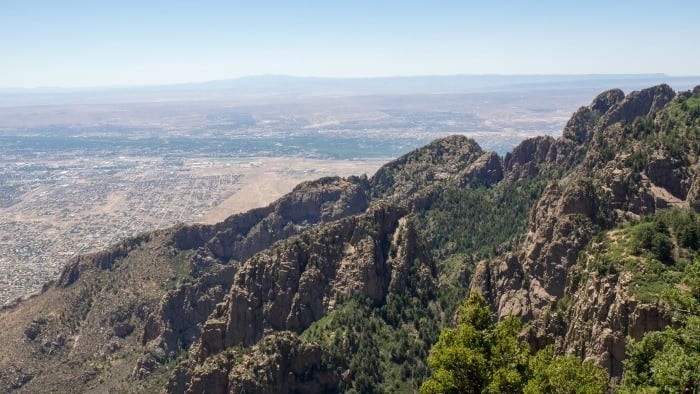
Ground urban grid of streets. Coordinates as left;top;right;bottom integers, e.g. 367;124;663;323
0;151;383;305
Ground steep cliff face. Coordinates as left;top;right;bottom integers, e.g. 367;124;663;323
196;204;408;354
598;84;675;130
558;250;666;379
562;88;624;144
176;175;372;272
167;332;341;394
471;84;700;378
558;207;700;379
137;176;373;369
456;151;503;187
168;204;438;391
503;135;579;182
136;136;485;379
370;135;485;199
137;264;237;375
471;88;632;322
160;136;497;392
471;179;605;322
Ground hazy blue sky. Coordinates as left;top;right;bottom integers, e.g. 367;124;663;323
2;0;699;88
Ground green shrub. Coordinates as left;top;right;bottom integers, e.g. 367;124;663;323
524;346;608;394
621;318;700;393
421;293;608;394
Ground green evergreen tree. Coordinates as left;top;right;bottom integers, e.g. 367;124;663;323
524;346;607;394
421;292;608;394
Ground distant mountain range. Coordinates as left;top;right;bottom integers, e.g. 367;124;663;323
1;74;699;106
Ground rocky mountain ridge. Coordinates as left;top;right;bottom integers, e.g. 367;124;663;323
0;84;698;393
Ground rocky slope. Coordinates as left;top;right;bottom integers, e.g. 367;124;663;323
471;84;699;377
0;84;698;393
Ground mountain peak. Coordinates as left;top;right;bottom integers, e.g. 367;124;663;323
590;88;625;114
599;83;676;129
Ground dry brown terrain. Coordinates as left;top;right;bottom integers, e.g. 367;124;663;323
198;157;385;223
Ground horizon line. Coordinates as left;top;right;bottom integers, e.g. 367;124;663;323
3;72;699;92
